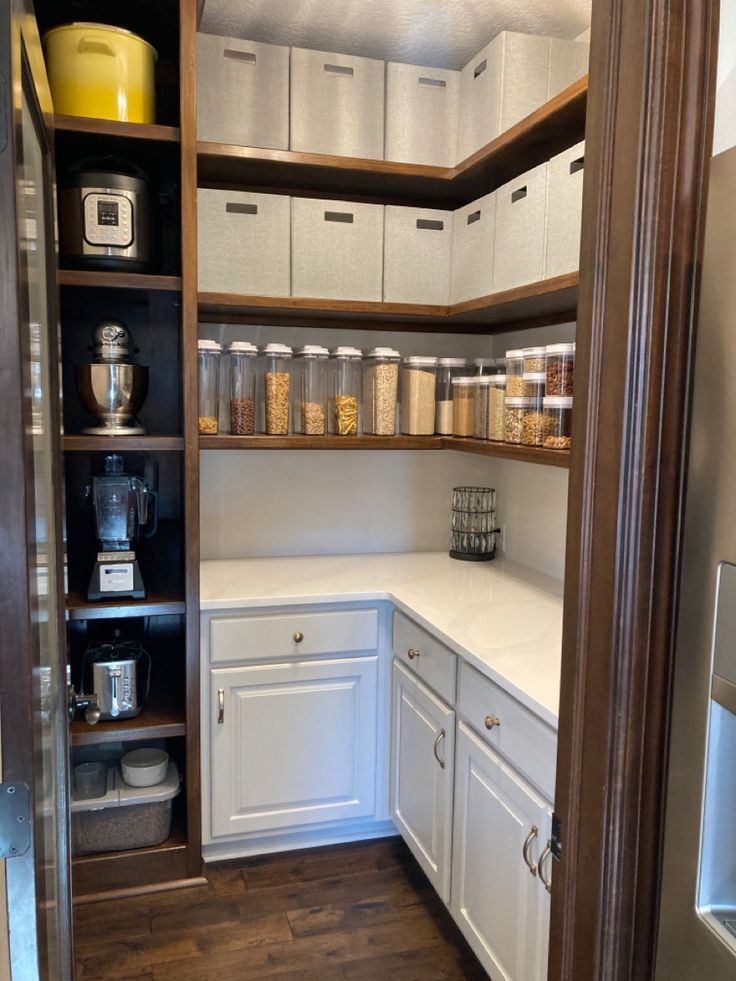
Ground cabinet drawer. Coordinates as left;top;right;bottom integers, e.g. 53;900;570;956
457;661;556;801
393;610;457;704
209;608;378;664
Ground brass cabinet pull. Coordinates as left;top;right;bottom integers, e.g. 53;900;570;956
293;631;304;643
407;648;421;659
538;840;553;893
217;688;225;724
433;728;446;769
522;825;539;876
485;714;501;730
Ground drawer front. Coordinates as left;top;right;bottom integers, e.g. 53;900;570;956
457;661;556;801
210;608;379;664
393;610;457;704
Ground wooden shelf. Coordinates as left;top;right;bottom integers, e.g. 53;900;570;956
58;269;182;292
70;699;186;746
198;273;577;334
66;590;186;622
54;114;181;143
72;827;189;898
197;76;587;207
63;435;184;452
445;438;571;468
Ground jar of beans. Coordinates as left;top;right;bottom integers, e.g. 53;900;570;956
400;357;437;435
505;349;526;396
451;376;475;437
522;345;546;374
263;343;292;435
363;347;400;436
504;395;532;444
329;347;362;436
521;388;550;447
545;342;575;396
543;395;573;449
228;341;257;435
198;339;222;435
294;345;329;436
435;358;467;434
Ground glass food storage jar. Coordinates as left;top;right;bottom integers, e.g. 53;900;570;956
543;395;573;449
228;341;257;435
435;357;467;435
198;339;222;435
504;395;532;444
363;347;400;436
329;347;362;435
545;342;576;396
505;348;526;396
472;357;497;377
521;388;548;446
522;345;546;374
472;377;493;439
262;343;292;435
451;376;475;437
522;371;545;402
294;345;329;435
487;375;506;441
400;356;437;435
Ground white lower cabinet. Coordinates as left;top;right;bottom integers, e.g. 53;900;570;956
451;721;552;981
390;659;455;902
210;656;378;838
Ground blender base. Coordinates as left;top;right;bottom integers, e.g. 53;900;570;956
88;552;146;601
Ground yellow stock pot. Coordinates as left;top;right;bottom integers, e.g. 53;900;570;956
43;23;157;124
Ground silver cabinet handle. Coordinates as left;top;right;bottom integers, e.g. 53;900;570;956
522;825;539;876
538;840;553;893
485;714;501;730
293;631;304;643
433;728;446;769
407;648;421;659
217;688;225;724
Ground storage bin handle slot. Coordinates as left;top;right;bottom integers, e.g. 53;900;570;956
226;202;258;215
511;187;528;203
473;58;487;79
224;49;256;63
417;219;444;231
324;64;354;76
418;76;446;88
324;211;354;223
467;210;481;225
570;157;585;174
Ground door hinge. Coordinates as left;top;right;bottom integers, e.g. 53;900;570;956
551;812;562;861
0;784;31;858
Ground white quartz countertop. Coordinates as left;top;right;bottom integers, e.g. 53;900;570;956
200;552;564;729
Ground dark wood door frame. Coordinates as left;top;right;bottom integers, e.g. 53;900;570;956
550;0;718;978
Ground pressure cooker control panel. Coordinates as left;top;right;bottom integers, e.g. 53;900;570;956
82;190;134;248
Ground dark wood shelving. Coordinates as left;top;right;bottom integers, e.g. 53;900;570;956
447;273;578;330
197;76;587;207
72;827;190;898
66;591;186;622
58;269;182;292
63;435;184;452
70;699;186;746
445;438;571;468
54;114;181;143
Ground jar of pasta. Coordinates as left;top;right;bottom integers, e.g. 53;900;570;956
329;347;362;435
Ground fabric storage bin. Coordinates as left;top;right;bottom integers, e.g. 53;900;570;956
385;62;460;167
290;48;385;159
71;762;180;855
548;38;590;99
545;141;585;278
291;197;384;300
198;189;291;295
450;192;496;303
383;206;453;305
457;32;551;163
196;34;289;149
493;164;548;292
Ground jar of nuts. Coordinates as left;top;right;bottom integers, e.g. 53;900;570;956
545;342;575;396
329;347;362;436
198;339;222;435
262;343;293;435
542;395;573;449
294;345;329;436
504;395;532;444
363;347;400;436
228;341;257;436
505;349;526;396
521;388;552;447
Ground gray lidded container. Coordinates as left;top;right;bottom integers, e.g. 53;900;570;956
384;62;460;168
198;189;291;295
547;38;590;100
290;47;385;160
493;163;548;293
291;197;384;301
545;141;585;279
196;34;289;149
450;191;496;304
383;205;453;305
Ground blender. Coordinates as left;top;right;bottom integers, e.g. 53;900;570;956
75;319;149;435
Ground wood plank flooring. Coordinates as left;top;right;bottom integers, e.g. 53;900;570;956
74;837;487;981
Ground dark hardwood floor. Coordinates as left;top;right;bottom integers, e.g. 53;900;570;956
74;837;487;980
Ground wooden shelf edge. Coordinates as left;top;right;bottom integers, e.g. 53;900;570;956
66;595;187;621
70;710;186;746
63;435;184;452
58;269;183;292
443;437;571;468
54;114;181;143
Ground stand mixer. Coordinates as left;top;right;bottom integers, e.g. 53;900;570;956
75;319;148;435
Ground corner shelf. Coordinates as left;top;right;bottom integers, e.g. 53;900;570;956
70;699;186;746
445;438;570;468
58;269;182;292
62;435;184;452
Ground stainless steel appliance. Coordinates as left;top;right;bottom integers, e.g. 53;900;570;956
58;157;153;272
656;146;736;978
80;640;151;721
75;319;149;435
87;454;158;601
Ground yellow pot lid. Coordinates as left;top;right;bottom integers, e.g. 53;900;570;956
43;22;158;59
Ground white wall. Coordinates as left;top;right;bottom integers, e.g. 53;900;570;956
715;0;736;154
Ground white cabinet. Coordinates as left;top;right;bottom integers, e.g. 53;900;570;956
451;721;552;981
210;656;378;838
390;659;455;903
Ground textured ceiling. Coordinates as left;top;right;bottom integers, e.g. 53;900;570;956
200;0;592;69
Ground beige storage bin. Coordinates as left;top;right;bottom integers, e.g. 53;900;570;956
548;38;590;99
545;141;585;278
492;163;548;293
450;192;496;303
383;206;453;305
385;62;460;167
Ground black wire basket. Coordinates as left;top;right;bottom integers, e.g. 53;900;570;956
449;486;499;561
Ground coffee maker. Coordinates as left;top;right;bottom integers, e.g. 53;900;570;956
87;454;158;601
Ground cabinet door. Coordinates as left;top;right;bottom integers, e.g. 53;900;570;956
210;657;377;837
451;721;552;981
390;659;455;902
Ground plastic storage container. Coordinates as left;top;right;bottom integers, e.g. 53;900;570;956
522;371;546;402
74;761;106;800
329;347;362;435
522;346;546;374
505;349;526;396
363;348;400;436
435;358;467;434
121;748;169;788
472;377;493;439
228;341;257;435
400;357;437;435
451;376;476;437
487;375;506;441
521;388;548;447
472;357;497;376
294;345;329;435
263;343;292;435
545;342;575;396
450;486;497;562
505;395;532;444
198;340;222;434
543;395;573;449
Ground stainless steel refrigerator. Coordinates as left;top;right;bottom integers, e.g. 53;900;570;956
656;145;736;978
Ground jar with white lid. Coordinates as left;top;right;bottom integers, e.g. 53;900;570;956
262;343;292;435
545;342;575;396
521;370;545;401
400;356;437;435
227;341;257;435
435;357;467;435
363;347;400;436
472;377;493;439
451;376;475;437
543;395;573;449
505;348;526;396
504;395;532;443
294;345;329;435
521;387;548;446
472;357;497;377
486;375;506;441
522;345;546;374
329;347;362;435
198;339;221;435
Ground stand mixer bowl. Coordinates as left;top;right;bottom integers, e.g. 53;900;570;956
75;363;149;435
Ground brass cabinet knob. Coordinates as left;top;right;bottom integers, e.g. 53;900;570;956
293;631;304;643
407;648;421;659
485;714;501;730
